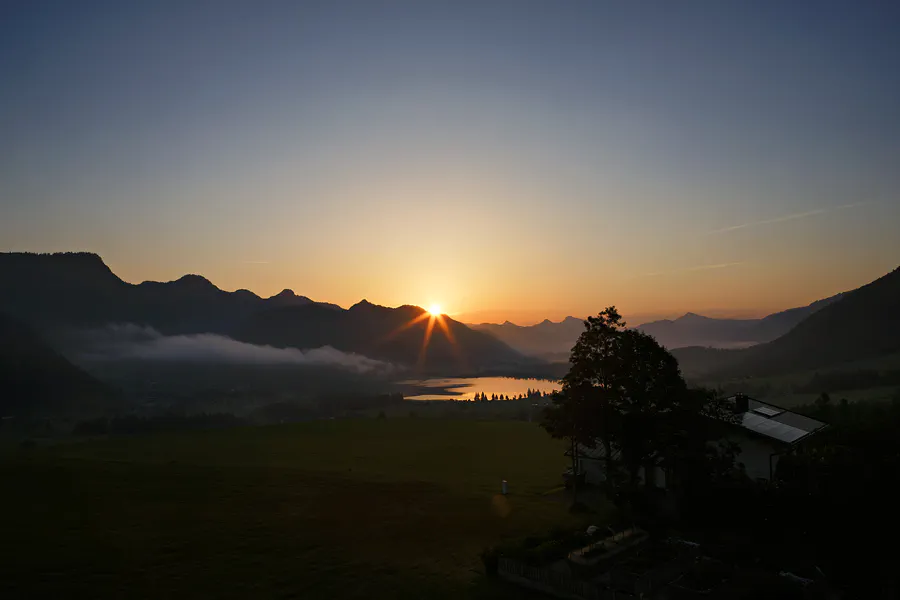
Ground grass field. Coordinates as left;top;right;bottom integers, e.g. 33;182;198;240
0;419;597;599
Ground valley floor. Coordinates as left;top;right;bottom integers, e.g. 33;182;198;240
0;419;595;599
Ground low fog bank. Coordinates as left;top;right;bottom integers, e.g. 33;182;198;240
69;324;394;374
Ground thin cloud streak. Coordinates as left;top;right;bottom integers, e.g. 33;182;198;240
684;261;745;272
629;261;745;279
710;202;866;234
240;260;270;264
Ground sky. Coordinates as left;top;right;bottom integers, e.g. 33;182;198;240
2;1;899;325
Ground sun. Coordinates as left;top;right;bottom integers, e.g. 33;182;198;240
427;304;443;316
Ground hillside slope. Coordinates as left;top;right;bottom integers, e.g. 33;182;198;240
0;313;119;417
674;267;900;379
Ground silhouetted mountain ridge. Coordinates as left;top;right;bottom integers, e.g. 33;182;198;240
471;293;845;360
237;300;526;371
470;316;585;358
636;293;844;350
0;252;528;373
673;267;900;379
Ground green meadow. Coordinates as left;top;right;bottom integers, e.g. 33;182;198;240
1;419;594;599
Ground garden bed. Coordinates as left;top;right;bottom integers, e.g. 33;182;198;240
568;527;649;567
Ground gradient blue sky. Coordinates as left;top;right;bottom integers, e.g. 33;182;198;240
2;1;899;323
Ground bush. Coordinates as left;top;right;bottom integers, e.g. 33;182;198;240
569;500;592;514
490;529;593;567
532;540;566;563
480;547;500;576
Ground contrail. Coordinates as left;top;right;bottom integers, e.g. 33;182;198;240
710;202;866;234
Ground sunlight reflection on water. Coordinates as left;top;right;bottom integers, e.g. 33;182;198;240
402;376;561;401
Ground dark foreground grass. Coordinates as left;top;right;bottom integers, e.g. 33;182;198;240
1;419;593;598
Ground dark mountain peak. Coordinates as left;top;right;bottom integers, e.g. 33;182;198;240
680;312;706;320
502;320;515;326
350;299;378;311
233;289;261;300
172;274;218;291
539;318;553;325
394;304;428;318
265;288;312;308
563;316;582;324
0;251;122;282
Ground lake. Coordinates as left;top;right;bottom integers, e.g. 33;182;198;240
401;376;561;401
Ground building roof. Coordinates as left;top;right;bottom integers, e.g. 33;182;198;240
726;395;827;445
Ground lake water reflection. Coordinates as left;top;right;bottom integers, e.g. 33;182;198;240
402;376;561;401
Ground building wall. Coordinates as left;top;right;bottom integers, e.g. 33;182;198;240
578;457;664;488
728;432;781;481
578;433;782;487
578;458;607;485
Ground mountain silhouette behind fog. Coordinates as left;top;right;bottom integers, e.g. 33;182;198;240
0;252;527;373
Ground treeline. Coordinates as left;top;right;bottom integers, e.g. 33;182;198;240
471;389;552;402
793;368;900;394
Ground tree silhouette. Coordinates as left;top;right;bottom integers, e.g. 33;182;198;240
545;306;698;497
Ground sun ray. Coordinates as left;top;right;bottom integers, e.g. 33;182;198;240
379;311;431;345
417;314;437;366
434;313;468;369
434;314;456;347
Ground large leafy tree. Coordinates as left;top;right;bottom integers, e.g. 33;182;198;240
546;307;699;493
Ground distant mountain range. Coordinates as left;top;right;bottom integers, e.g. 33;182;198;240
4;252;896;390
470;294;844;360
234;299;526;370
0;312;119;418
0;252;527;373
635;294;844;350
469;317;585;360
673;266;900;380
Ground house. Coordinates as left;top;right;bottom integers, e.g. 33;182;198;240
567;394;827;488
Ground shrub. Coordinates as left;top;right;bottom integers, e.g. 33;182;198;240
480;547;500;576
569;500;592;514
532;540;566;563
